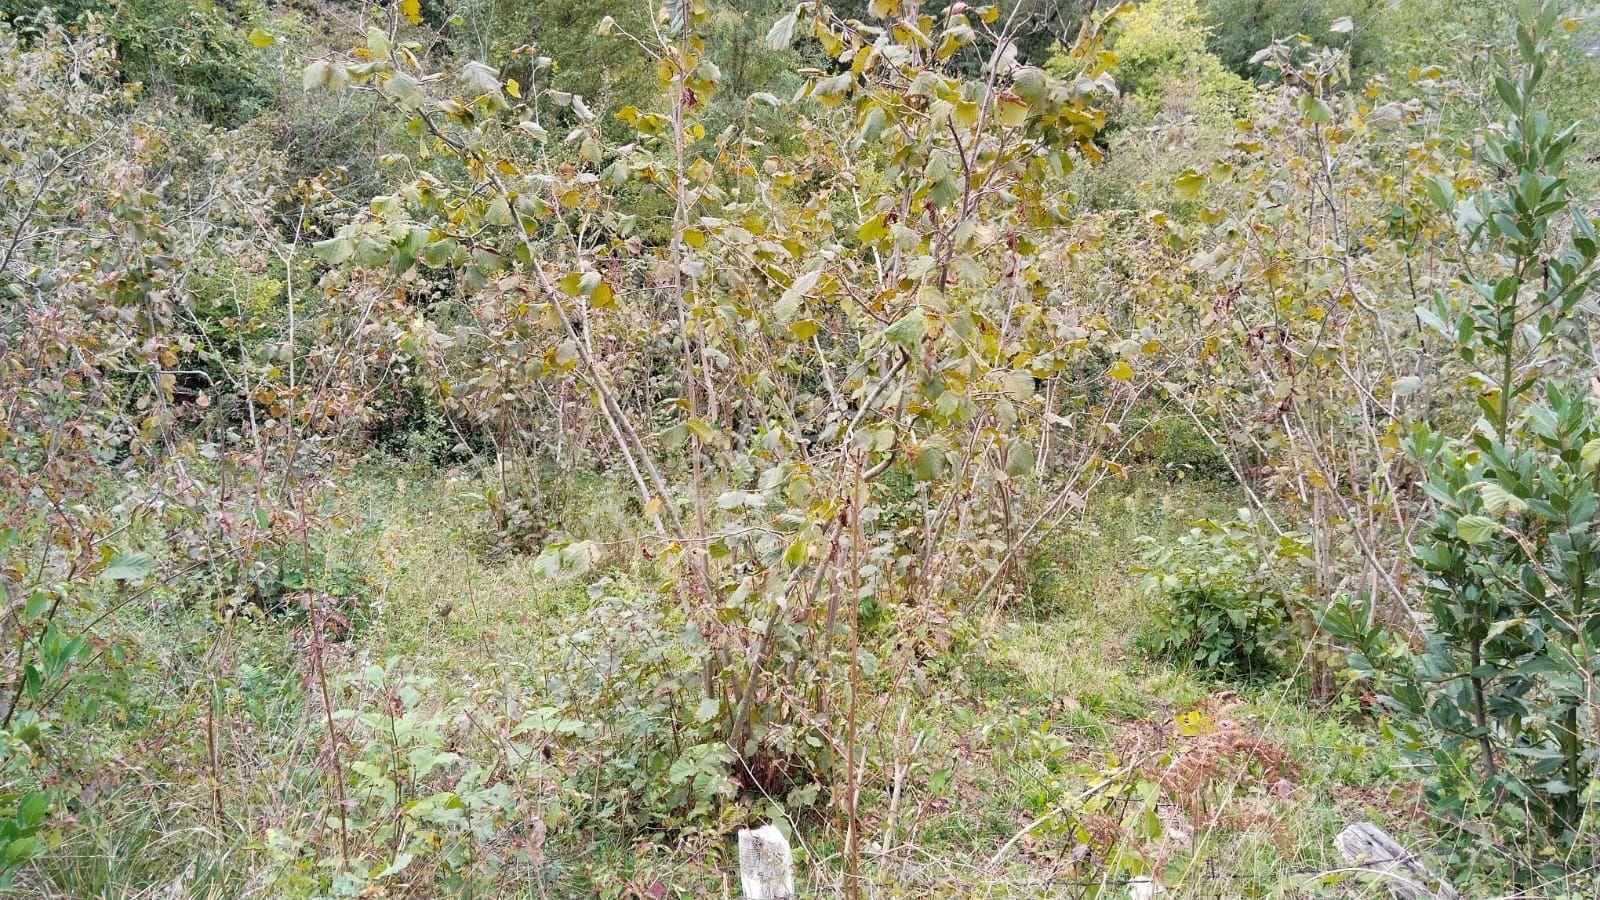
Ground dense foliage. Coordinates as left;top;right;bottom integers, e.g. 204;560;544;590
4;0;1600;895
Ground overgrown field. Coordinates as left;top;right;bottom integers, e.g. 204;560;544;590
22;468;1428;897
7;0;1600;896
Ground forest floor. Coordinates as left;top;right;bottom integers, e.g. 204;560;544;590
331;470;1423;897
31;468;1430;898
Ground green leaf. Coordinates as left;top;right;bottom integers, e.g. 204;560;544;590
884;309;925;349
1297;92;1333;124
17;794;46;830
1495;75;1521;112
23;593;48;621
858;106;888;144
312;236;353;265
381;72;424;110
101;551;153;583
1004;442;1034;477
302;60;331;91
912;442;945;481
366;26;392;57
1477;481;1528;515
422;238;457;267
1424;176;1455;213
1455;515;1500;545
4;837;37;865
247;28;276;48
376;852;414;878
777;268;819;321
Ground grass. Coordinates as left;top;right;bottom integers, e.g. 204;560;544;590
15;466;1429;898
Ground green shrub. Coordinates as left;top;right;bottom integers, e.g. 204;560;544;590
2;0;276;126
528;585;828;833
1137;516;1298;680
1323;3;1600;880
1096;0;1254;126
1202;0;1386;80
1133;417;1235;481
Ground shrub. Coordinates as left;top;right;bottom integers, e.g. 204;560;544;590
1202;0;1386;80
1137;516;1300;680
1096;0;1254;127
1321;2;1600;881
2;0;276;127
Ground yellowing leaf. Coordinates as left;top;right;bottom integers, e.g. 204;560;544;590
997;96;1028;128
1174;168;1205;200
400;0;422;25
857;214;889;244
247;28;276;48
1108;359;1135;381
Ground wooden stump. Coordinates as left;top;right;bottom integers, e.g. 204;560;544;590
738;824;795;899
1333;822;1459;900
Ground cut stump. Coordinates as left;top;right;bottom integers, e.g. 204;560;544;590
738;824;795;899
1333;822;1459;900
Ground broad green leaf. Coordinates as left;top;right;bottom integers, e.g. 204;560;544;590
381;72;423;110
1455;515;1499;545
1297;92;1333;124
777;268;820;321
303;60;330;91
17;793;46;830
884;309;925;349
859;106;888;144
366;26;392;57
1004;442;1034;477
1477;481;1528;515
101;551;153;583
377;852;414;878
